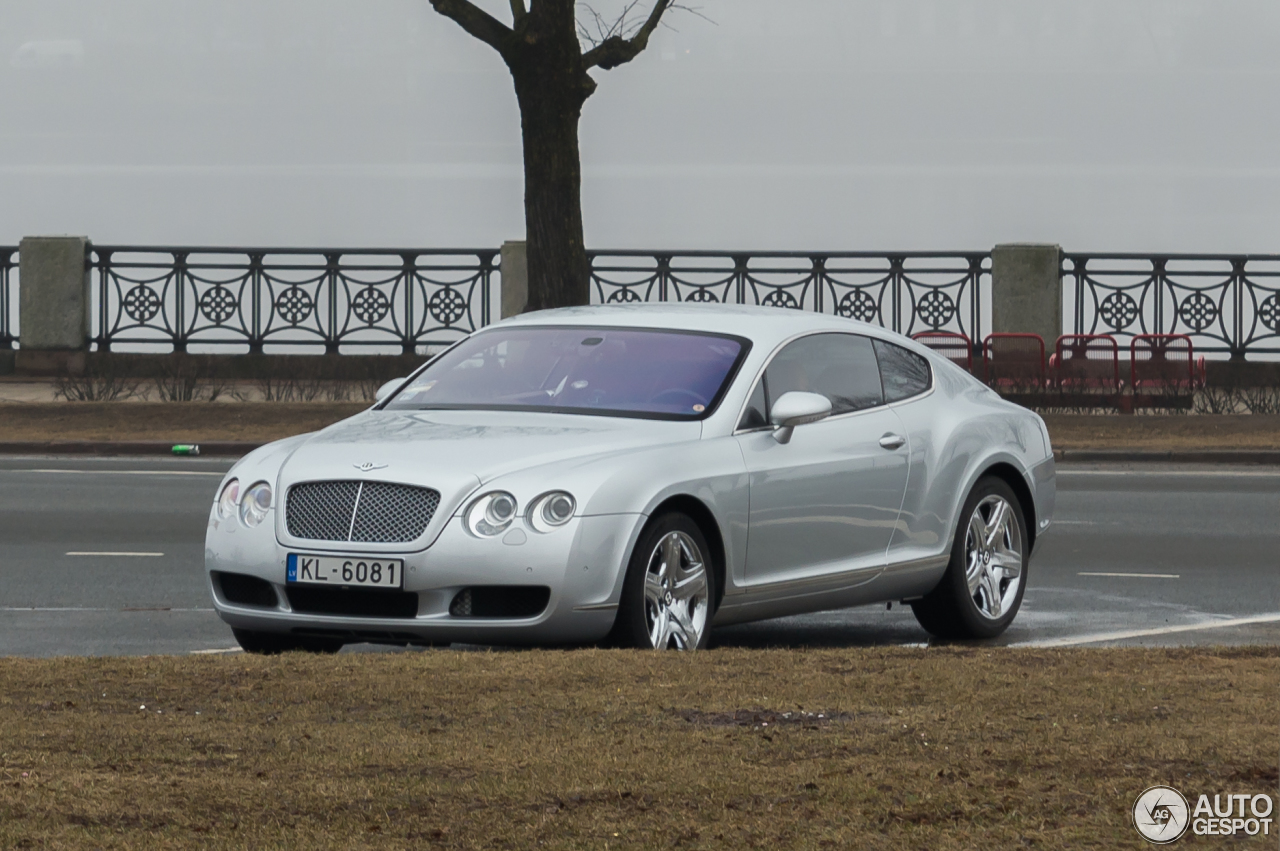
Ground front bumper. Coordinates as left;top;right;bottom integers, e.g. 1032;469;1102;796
206;512;643;645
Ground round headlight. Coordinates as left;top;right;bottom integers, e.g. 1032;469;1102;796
239;481;273;528
527;491;576;533
466;491;518;537
216;478;240;520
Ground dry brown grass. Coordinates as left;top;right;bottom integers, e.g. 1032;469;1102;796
0;402;366;443
1;648;1276;849
1042;413;1280;450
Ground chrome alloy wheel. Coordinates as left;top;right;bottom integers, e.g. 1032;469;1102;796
643;530;710;650
964;494;1024;620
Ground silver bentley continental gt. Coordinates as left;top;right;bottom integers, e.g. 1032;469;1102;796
206;304;1055;653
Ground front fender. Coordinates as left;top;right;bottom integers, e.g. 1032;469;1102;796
476;435;749;597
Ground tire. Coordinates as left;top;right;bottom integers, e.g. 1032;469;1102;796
609;513;717;650
911;476;1029;640
232;628;343;655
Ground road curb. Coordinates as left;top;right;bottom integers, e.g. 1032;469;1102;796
0;441;263;456
1055;449;1280;464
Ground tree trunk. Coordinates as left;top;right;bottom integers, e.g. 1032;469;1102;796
505;3;594;311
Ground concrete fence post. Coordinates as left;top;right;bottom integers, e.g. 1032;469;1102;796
990;243;1063;346
500;240;528;319
17;235;91;374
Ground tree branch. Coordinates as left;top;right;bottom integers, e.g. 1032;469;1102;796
581;0;671;69
508;0;527;24
428;0;513;51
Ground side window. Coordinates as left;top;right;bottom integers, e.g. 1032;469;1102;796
765;333;884;415
737;378;769;430
873;339;932;403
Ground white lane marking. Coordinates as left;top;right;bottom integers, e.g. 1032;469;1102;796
14;469;224;477
1014;612;1280;648
0;606;214;612
66;551;164;557
1078;571;1180;579
191;647;243;655
1058;469;1280;478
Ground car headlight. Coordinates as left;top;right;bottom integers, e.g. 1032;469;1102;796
216;478;240;520
527;491;576;533
465;491;518;537
239;481;273;528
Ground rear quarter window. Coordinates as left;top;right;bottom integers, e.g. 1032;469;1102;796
874;339;932;402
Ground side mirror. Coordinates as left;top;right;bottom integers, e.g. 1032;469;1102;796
770;391;832;444
375;377;410;403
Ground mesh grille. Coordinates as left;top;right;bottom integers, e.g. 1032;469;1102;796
351;482;441;543
286;481;440;543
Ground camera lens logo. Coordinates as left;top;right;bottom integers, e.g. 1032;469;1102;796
1134;786;1190;844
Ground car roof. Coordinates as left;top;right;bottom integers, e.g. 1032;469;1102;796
493;303;907;350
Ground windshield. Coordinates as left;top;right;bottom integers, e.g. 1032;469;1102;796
384;326;748;419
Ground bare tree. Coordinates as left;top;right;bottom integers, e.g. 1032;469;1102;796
428;0;686;310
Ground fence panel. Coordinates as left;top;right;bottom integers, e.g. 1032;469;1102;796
588;250;989;348
89;246;498;353
1065;253;1280;357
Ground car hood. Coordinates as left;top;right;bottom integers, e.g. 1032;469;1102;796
278;408;704;493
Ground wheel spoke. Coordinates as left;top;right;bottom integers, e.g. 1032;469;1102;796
991;548;1022;576
980;569;1003;617
644;572;665;603
649;604;670;649
984;500;1009;549
661;534;683;576
966;558;984;594
968;512;989;551
673;569;707;601
669;606;696;649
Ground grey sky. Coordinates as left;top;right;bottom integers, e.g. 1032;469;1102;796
4;0;1280;252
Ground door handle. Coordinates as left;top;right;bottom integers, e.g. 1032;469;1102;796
879;433;906;451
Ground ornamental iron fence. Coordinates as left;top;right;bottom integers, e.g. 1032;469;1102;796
1;247;16;349
7;244;1280;360
588;251;989;347
1064;253;1280;357
90;246;499;353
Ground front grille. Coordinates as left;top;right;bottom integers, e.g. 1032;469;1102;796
285;586;420;619
286;480;441;543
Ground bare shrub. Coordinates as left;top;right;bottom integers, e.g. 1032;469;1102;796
151;356;230;402
54;359;139;402
1241;384;1280;415
1193;366;1244;415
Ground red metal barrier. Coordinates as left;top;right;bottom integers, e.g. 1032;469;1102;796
1053;334;1120;393
912;331;972;372
1130;334;1197;411
983;333;1046;390
1131;334;1196;389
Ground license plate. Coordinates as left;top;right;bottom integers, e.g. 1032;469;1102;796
287;554;404;589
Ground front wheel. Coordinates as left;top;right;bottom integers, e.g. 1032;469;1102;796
911;477;1028;639
610;513;716;650
232;628;343;655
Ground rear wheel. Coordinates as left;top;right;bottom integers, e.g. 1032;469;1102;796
610;513;716;650
232;628;343;655
911;477;1028;640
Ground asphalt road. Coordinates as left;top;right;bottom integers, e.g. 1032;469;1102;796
1;456;1276;656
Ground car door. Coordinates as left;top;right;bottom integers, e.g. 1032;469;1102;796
735;332;910;587
873;338;946;567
